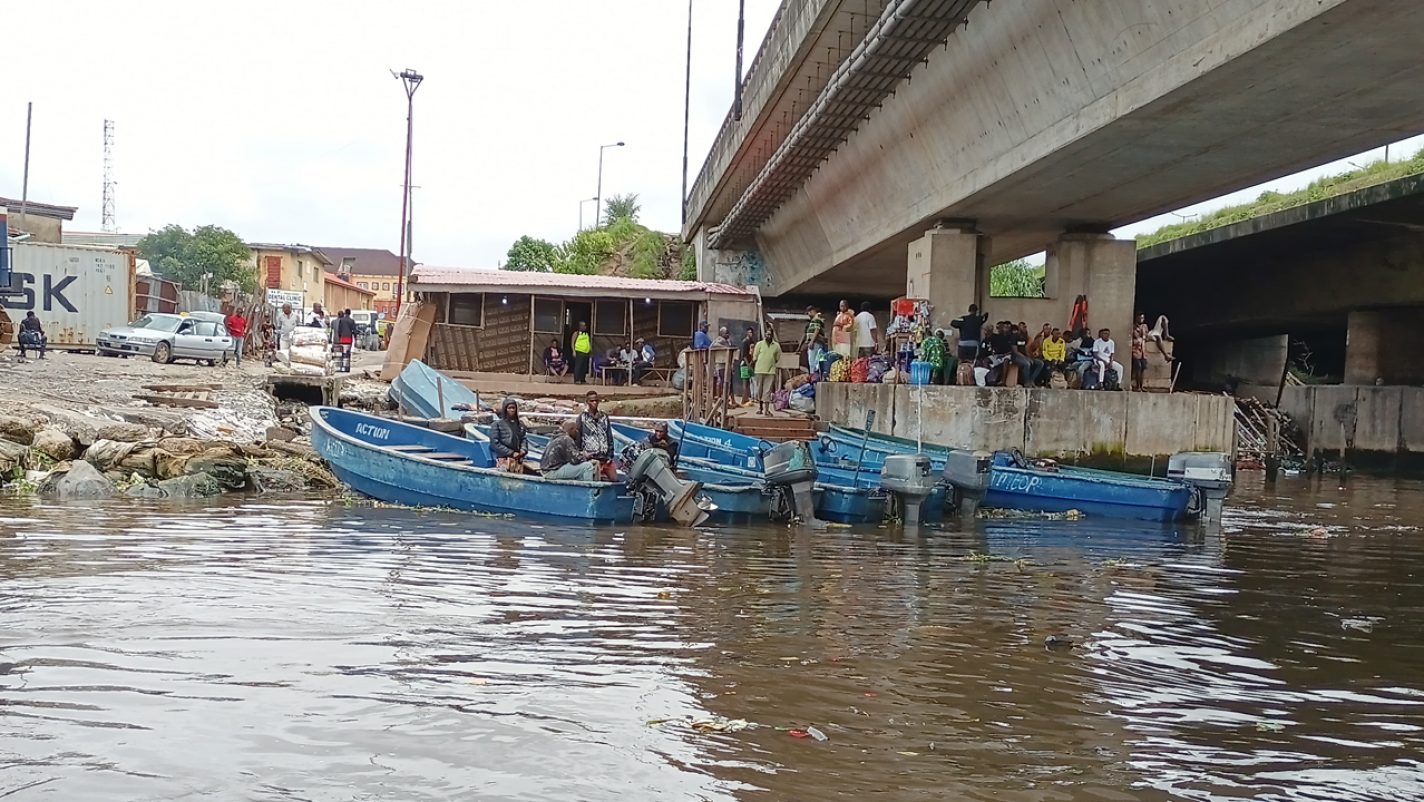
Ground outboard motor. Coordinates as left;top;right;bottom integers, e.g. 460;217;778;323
762;440;818;523
941;449;993;517
1167;451;1234;524
880;454;935;526
626;448;715;527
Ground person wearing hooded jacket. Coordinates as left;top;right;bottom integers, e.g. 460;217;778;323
489;397;529;473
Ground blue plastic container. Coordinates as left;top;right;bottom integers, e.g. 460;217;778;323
909;360;932;385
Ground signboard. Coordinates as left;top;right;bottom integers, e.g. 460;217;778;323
266;288;304;309
0;214;10;293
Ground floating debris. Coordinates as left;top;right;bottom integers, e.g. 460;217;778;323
1256;721;1286;733
978;507;1085;520
805;725;828;742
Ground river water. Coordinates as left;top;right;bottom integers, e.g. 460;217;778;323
2;474;1422;801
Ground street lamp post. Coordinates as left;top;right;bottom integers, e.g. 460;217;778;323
578;197;598;231
392;68;424;317
595;141;625;228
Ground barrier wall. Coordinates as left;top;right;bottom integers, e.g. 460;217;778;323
1278;385;1424;471
816;384;1235;468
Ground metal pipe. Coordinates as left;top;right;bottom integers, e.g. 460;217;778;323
734;0;746;121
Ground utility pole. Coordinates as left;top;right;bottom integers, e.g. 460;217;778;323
681;0;694;225
19;102;32;230
392;69;424;317
733;0;746;121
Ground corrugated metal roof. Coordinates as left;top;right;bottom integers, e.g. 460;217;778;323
0;197;78;220
411;266;751;297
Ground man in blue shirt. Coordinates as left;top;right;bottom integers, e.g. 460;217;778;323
693;321;712;350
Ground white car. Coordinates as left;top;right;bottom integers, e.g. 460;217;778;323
97;312;235;365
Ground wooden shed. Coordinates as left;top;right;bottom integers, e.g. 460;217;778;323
408;267;757;376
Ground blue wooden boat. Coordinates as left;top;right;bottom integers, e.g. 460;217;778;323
312;407;634;523
667;420;769;471
817;424;1196;522
983;452;1195;522
676;455;886;524
389;359;481;420
465;423;766;524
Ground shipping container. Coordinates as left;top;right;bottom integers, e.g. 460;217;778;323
0;241;135;350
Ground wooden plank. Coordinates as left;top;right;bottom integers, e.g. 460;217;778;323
389;445;433;452
141;383;223;392
133;393;220;409
420;452;471;461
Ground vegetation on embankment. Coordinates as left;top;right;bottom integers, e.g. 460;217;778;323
503;193;694;280
1136;148;1424;249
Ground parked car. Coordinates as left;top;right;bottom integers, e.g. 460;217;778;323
96;312;235;366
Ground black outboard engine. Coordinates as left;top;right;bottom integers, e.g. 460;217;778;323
626;446;715;527
941;449;993;518
880;454;935;526
762;440;818;523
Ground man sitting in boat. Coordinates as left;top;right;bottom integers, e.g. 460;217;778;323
644;422;679;468
576;391;618;481
541;419;598;482
489;398;530;473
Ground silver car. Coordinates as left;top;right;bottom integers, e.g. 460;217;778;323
97;312;235;365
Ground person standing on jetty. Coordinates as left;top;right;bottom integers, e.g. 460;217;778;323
572;321;592;384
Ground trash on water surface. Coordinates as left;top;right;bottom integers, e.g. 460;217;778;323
788;729;809;738
1256;721;1286;733
806;725;828;742
647;715;754;734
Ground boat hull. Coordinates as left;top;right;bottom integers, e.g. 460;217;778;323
390;359;480;420
313;407;634;523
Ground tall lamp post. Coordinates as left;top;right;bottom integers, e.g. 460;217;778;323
578;196;598;231
595;141;625;227
392;68;424;316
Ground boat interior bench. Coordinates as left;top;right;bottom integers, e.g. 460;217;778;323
388;444;475;462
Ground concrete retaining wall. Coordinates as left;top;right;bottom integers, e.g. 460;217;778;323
1279;385;1424;471
816;384;1235;468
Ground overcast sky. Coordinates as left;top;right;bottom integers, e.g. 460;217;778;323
2;1;1418;271
0;0;779;265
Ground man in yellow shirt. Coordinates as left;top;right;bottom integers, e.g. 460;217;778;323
572;321;593;384
751;328;783;410
1040;327;1068;382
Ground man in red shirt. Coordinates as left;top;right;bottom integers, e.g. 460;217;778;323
224;306;249;367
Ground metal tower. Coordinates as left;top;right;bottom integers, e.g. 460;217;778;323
101;119;115;233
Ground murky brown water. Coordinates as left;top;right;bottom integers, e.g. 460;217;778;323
2;474;1423;801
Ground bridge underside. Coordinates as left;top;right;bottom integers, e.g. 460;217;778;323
708;0;1424;299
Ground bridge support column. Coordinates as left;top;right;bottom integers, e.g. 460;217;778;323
1345;308;1424;385
1046;233;1136;341
906;224;988;331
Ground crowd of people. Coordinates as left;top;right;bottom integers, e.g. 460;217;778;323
783;301;1174;393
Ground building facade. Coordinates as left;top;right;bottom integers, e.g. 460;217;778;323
248;244;329;311
323;272;376;312
316;247;403;317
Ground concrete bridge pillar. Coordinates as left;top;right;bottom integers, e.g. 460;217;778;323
1345;308;1424;385
1045;233;1136;342
906;224;989;332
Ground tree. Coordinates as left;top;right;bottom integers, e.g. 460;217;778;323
602;193;641;226
138;224;255;295
989;259;1046;298
504;235;558;272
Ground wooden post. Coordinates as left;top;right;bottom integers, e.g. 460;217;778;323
436;375;445;419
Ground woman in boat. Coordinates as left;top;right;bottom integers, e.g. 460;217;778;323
489;397;529;473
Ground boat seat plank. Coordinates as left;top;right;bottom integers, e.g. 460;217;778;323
421;452;472;461
389;445;434;452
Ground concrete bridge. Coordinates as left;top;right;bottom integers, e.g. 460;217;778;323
1134;172;1424;469
687;0;1424;340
